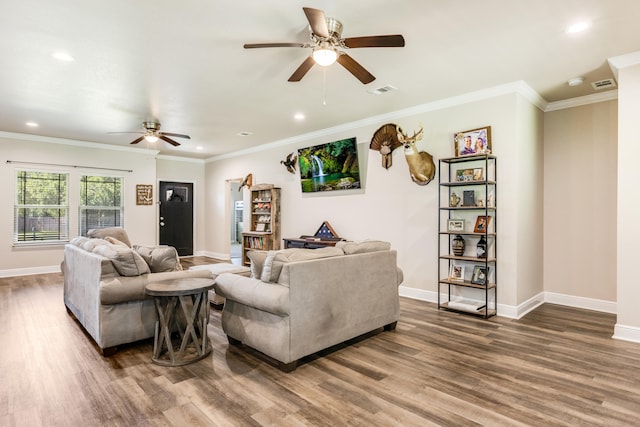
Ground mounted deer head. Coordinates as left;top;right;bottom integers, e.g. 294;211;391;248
398;125;435;186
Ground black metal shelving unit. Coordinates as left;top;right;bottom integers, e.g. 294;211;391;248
438;154;497;318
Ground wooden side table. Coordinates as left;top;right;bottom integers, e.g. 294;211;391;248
145;277;215;366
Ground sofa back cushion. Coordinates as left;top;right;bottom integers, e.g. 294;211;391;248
87;227;132;247
336;240;391;255
261;247;344;283
133;245;183;273
92;243;150;276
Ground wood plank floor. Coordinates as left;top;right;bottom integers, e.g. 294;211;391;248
1;257;640;426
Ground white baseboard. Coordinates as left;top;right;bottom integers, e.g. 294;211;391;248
193;250;230;261
613;324;640;343
0;265;61;278
544;292;617;314
398;286;617;320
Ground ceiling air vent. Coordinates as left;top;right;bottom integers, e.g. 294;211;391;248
368;85;397;95
591;79;616;90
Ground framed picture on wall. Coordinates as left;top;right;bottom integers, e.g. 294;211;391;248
136;184;153;205
454;126;492;157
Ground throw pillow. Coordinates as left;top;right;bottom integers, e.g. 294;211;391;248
92;243;150;276
247;250;267;278
260;250;279;283
133;245;183;273
105;236;128;247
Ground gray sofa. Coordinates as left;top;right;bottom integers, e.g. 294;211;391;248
62;228;211;355
214;241;403;371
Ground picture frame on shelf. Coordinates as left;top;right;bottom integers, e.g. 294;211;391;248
255;223;266;232
454;126;492;157
447;219;465;232
471;265;489;285
473;215;492;233
456;168;484;182
449;265;465;282
463;190;476;207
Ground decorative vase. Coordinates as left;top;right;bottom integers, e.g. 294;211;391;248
476;235;487;259
449;192;461;207
452;234;465;256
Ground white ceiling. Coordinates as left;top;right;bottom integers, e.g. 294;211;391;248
1;0;639;159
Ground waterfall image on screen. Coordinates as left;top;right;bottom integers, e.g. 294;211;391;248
297;137;361;193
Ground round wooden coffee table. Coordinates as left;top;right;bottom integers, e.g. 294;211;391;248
145;277;215;366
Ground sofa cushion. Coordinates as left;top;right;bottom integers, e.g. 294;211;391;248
92;243;150;276
133;245;183;273
87;227;132;247
81;238;109;252
105;236;128;247
260;247;344;283
336;240;391;254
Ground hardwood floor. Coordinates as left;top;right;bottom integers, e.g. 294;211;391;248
1;257;640;426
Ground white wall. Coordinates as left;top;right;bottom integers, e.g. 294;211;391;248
204;90;544;315
0;136;158;273
615;60;640;340
544;100;618;307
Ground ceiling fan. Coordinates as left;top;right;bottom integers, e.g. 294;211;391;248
244;7;405;84
109;121;190;146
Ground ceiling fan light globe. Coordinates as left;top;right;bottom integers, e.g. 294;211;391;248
313;48;337;66
144;135;159;143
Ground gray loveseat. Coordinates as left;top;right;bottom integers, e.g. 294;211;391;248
214;241;403;371
62;228;211;355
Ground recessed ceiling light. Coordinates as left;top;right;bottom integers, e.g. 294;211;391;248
566;22;589;34
294;113;305;120
237;131;252;137
52;51;75;62
196;146;204;151
25;121;39;127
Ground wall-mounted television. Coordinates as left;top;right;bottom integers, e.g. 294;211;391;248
297;137;361;193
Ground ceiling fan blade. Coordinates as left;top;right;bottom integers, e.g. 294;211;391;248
336;54;375;84
288;56;316;82
343;34;405;48
159;135;181;147
244;42;306;49
159;132;191;139
130;136;145;145
303;7;329;38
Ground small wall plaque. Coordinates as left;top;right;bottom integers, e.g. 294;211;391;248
136;184;153;205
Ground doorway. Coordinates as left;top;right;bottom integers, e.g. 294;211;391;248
159;181;194;256
228;179;243;263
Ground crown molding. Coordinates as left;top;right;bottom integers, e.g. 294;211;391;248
0;131;160;156
544;90;618;112
207;80;546;163
156;154;205;163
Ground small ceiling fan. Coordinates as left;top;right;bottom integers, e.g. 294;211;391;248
244;7;405;84
109;121;190;146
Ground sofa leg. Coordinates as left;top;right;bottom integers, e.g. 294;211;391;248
278;361;297;373
227;335;242;346
101;346;118;357
384;321;397;331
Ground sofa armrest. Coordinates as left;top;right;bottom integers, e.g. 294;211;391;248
214;273;290;316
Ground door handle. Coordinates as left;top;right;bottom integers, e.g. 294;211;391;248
160;222;165;226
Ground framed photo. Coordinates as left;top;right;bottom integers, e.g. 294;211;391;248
473;168;484;181
447;219;465;232
449;265;465;282
471;265;489;285
255;223;266;232
454;126;492;157
136;184;153;205
463;190;475;207
473;215;492;233
455;168;474;182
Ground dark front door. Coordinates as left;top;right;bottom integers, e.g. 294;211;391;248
159;181;193;256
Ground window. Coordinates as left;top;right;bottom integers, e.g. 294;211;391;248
14;170;69;243
79;175;124;236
